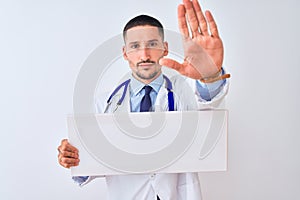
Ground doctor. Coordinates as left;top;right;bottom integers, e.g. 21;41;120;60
58;0;230;199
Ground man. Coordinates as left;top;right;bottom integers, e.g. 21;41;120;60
58;0;229;199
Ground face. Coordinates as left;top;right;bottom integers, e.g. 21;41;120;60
123;25;168;84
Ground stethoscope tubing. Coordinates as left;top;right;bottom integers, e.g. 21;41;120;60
105;75;174;112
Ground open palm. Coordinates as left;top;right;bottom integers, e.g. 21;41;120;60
160;0;224;80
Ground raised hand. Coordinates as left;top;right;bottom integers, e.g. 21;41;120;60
160;0;227;81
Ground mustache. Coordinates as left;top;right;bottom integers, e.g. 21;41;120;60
137;59;156;66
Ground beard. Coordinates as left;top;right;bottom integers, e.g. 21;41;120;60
135;68;160;80
131;59;161;80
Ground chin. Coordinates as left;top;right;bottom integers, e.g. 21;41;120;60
136;72;158;80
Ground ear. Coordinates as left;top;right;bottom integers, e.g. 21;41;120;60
163;41;169;56
122;46;128;60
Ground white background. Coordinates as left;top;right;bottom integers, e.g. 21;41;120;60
1;0;299;199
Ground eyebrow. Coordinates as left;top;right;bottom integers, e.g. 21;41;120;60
127;39;160;45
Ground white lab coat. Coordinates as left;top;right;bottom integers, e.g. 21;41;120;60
85;74;229;200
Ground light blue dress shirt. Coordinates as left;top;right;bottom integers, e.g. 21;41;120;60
129;73;164;112
196;68;227;101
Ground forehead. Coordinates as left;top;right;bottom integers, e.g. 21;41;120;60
125;25;162;43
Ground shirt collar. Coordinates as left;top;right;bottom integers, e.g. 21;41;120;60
130;73;164;96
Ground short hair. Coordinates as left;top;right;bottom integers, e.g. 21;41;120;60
123;14;164;41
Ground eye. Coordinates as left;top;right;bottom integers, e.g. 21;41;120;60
148;41;158;48
130;43;140;49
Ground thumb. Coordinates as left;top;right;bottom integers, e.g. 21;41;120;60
159;58;183;71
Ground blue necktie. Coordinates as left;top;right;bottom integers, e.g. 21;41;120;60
140;86;152;112
140;86;158;199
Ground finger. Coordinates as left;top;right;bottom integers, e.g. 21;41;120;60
60;144;78;153
58;139;78;153
60;150;79;159
205;10;220;37
183;0;200;37
160;58;202;79
59;157;80;168
178;4;189;39
192;0;208;35
159;58;184;73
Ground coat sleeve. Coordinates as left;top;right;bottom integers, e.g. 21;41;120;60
172;75;229;110
194;79;229;110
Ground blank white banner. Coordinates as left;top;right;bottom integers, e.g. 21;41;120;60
68;110;228;176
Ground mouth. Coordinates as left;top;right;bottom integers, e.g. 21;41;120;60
138;62;155;67
137;59;156;68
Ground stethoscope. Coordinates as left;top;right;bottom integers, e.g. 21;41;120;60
105;75;174;112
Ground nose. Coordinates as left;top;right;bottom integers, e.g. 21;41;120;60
138;48;151;61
